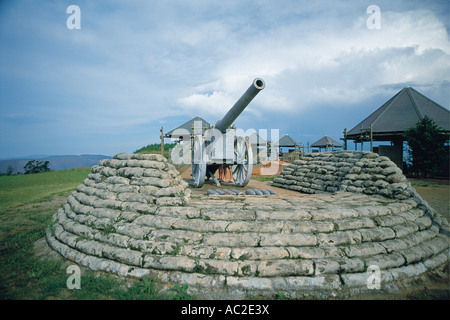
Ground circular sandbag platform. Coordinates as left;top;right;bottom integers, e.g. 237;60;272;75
46;152;449;299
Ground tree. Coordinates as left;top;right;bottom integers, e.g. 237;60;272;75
24;160;51;174
134;143;176;154
6;165;14;176
403;116;449;178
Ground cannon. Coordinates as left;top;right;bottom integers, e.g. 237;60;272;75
191;78;265;188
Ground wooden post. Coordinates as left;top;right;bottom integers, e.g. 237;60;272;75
360;125;364;151
370;124;373;152
191;124;194;154
160;127;164;156
343;128;347;150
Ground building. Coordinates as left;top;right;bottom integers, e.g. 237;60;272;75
276;134;302;162
164;116;211;141
311;136;342;152
344;86;450;168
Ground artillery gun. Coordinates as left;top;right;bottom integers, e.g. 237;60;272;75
191;78;265;188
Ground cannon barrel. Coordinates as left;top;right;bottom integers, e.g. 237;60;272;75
214;78;265;133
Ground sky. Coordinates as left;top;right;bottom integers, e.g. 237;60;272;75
0;0;449;159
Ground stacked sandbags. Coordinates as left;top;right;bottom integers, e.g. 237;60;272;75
45;151;449;299
46;153;191;277
85;152;190;207
273;151;415;200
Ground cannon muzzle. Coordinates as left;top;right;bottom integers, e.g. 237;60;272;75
214;78;265;133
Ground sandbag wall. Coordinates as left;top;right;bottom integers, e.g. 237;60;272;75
273;151;416;200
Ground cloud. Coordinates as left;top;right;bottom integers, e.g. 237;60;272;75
0;1;448;157
177;6;449;120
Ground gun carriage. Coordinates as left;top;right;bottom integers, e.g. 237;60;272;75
191;78;265;188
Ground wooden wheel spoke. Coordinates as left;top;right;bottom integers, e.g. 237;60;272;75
232;137;253;187
191;135;206;188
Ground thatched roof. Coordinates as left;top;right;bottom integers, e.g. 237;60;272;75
164;116;210;138
276;134;298;147
248;132;267;146
347;86;450;140
311;136;342;148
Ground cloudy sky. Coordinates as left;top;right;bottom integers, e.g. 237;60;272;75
0;0;449;158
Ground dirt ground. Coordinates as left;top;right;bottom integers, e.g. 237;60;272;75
179;163;450;224
180;163;450;222
177;162;290;196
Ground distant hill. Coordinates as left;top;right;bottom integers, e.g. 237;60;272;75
0;154;112;174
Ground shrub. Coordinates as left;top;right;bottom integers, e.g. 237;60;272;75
403;116;449;178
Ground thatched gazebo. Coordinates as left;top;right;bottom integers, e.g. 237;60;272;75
344;86;450;168
164;116;211;141
276;134;303;161
277;134;299;149
311;136;342;152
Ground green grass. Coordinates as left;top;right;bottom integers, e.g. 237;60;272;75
0;167;91;213
134;143;175;159
251;175;277;182
0;168;90;299
409;179;449;188
0;167;194;300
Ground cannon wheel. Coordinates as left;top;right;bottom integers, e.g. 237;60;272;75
192;135;206;188
232;136;253;187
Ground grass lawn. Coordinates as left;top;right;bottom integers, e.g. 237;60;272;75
0;167;91;213
409;178;450;222
0;168;192;300
251;175;277;182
